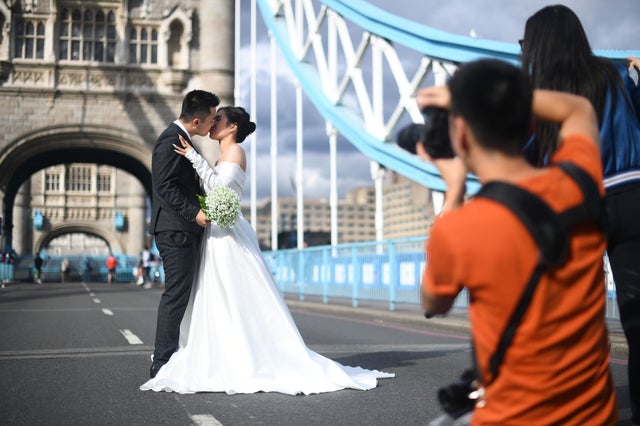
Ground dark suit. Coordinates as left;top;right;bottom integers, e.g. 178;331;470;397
151;122;204;370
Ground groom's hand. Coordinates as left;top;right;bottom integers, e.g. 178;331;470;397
195;210;210;228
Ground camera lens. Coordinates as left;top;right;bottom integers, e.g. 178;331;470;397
421;106;455;159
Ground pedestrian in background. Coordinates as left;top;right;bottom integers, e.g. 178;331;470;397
106;254;117;284
141;246;152;284
33;253;43;284
61;258;70;283
520;6;640;423
83;257;92;282
135;252;144;286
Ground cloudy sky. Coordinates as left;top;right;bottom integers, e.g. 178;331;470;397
235;0;639;202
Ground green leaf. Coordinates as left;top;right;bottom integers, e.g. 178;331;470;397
197;194;207;211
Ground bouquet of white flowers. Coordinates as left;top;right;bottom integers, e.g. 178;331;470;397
197;186;241;228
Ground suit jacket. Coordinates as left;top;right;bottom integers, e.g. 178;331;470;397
150;123;204;235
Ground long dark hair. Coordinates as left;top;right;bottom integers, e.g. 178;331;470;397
520;4;624;164
219;106;256;143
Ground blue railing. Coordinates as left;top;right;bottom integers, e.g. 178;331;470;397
2;238;619;320
263;236;620;320
263;237;465;311
0;261;14;284
5;254;162;284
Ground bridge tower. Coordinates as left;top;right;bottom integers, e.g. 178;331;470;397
0;0;235;256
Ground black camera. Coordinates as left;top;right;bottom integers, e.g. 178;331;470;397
437;369;479;418
421;106;455;159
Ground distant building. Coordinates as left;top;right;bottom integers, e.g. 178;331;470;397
247;186;377;250
246;179;435;250
28;164;146;256
383;172;434;239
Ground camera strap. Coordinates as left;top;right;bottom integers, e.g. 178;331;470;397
474;161;605;386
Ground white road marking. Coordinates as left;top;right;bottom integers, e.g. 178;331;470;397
93;298;101;304
191;415;224;426
102;308;113;316
89;292;95;297
120;329;143;345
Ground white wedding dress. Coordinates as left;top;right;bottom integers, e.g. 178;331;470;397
140;150;394;395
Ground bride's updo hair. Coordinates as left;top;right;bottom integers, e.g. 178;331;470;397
220;106;256;143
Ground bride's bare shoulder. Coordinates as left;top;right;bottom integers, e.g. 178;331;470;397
222;145;246;171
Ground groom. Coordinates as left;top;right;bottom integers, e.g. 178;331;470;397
149;89;220;378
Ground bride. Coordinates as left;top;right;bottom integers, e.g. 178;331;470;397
140;106;394;394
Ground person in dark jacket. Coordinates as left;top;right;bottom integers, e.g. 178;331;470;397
520;6;640;423
33;253;43;284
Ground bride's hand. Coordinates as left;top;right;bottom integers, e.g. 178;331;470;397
173;135;192;156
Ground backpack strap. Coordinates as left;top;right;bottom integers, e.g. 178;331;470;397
474;181;567;384
555;162;606;233
476;182;568;266
472;162;604;385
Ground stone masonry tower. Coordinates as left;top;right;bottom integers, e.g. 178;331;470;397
0;0;235;256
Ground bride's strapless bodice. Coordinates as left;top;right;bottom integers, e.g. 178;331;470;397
212;162;245;199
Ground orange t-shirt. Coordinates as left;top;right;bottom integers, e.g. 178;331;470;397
424;134;617;425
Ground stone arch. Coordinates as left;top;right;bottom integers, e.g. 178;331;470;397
35;223;124;255
0;124;152;253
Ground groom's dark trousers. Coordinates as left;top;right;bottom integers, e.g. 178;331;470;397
153;230;201;365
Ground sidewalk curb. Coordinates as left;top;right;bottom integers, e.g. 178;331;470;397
286;297;470;331
284;296;629;356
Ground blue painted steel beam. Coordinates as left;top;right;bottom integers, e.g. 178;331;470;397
325;0;639;62
257;0;469;192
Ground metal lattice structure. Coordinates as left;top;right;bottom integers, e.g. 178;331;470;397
247;0;639;246
256;0;638;185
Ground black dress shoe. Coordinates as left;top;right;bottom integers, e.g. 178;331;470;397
150;361;165;378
